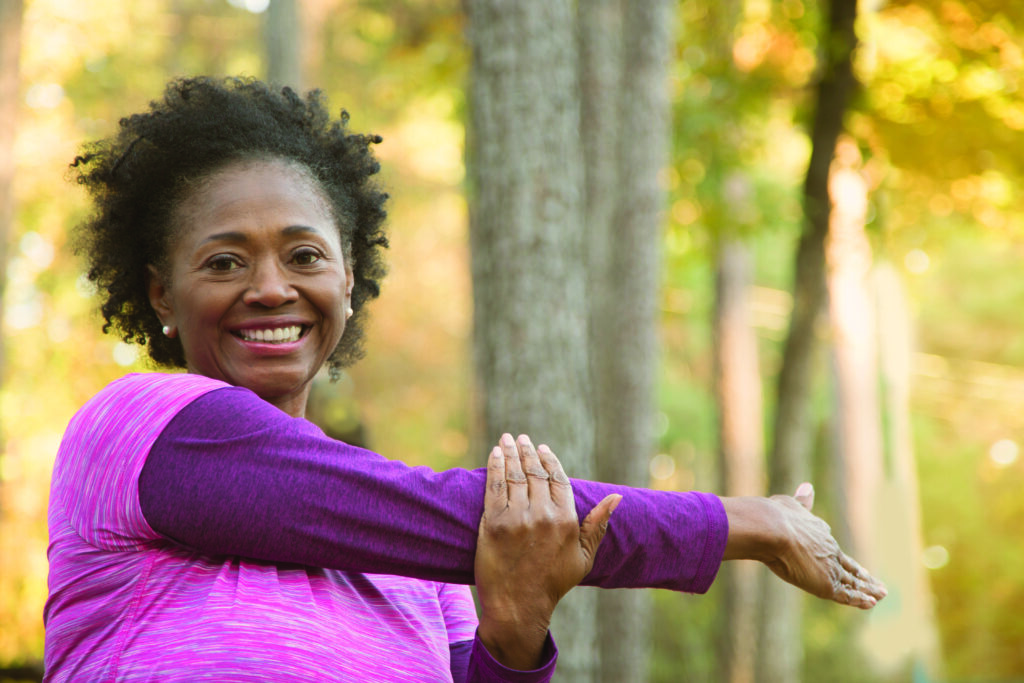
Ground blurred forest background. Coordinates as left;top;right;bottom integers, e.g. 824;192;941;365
1;0;1022;681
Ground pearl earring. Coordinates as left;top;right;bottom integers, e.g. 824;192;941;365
346;307;354;319
162;326;173;338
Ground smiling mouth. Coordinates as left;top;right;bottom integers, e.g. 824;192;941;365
234;325;306;344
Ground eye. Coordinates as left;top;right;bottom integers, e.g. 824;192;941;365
292;248;323;266
205;254;243;272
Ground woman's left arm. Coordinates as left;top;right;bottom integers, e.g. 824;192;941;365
471;433;620;673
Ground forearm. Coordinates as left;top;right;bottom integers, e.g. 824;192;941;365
139;388;727;591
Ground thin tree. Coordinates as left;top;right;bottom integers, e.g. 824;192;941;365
0;0;21;393
713;242;765;683
826;138;881;560
265;0;303;89
757;0;860;680
581;1;674;680
0;3;33;680
464;2;597;680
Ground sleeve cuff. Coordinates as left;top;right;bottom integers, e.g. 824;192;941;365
687;491;730;594
466;629;557;683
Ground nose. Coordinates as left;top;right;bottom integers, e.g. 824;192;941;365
242;261;298;308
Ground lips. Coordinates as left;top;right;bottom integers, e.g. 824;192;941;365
233;325;307;344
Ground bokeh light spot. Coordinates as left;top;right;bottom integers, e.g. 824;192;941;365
989;439;1019;467
922;545;949;570
904;248;930;274
649;453;676;481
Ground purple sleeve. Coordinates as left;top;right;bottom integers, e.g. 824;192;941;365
451;641;472;682
450;633;556;683
138;387;727;591
465;632;557;683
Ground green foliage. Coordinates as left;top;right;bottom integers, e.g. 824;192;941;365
649;591;720;683
3;0;1024;679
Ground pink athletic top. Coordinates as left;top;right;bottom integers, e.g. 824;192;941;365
44;374;502;682
45;373;728;681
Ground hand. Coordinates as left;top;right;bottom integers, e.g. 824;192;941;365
723;483;887;609
474;434;621;670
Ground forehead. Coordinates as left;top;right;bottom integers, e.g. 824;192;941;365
172;159;340;246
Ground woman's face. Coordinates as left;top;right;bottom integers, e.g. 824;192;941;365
148;158;352;417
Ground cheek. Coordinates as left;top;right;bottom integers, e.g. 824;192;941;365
174;284;232;331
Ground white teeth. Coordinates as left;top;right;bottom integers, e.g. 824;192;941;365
240;326;302;343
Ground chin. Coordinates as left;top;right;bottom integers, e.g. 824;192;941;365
236;371;312;404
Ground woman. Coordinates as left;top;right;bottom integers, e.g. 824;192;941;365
45;77;885;682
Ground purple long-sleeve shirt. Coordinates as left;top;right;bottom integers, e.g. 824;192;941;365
45;373;728;682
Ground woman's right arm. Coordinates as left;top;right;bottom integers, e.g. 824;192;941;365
139;385;886;607
138;385;725;592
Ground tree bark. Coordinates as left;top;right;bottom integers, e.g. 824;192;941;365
826;140;881;561
713;242;765;683
758;0;859;681
0;0;22;392
465;2;596;680
265;0;303;89
864;264;942;678
581;1;673;681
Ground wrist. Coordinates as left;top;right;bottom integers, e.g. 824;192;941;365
477;615;550;671
721;496;786;563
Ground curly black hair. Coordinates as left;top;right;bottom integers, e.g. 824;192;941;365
71;76;389;376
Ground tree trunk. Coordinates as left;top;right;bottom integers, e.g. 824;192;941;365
758;0;859;680
580;1;673;681
713;242;765;683
864;264;942;678
465;2;596;680
0;0;22;392
265;0;303;89
826;139;881;561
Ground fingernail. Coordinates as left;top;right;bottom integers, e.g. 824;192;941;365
490;447;502;459
501;433;514;447
517;434;531;445
609;494;623;514
538;444;550;455
796;482;813;497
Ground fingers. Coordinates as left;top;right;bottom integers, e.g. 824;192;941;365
517;435;552;505
500;433;528;508
818;548;887;609
794;482;814;510
537;444;572;508
578;494;622;563
484;445;508;512
839;552;888;601
833;584;879;610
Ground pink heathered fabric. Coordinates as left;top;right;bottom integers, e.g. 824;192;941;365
44;373;479;682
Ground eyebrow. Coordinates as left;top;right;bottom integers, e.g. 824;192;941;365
198;225;325;245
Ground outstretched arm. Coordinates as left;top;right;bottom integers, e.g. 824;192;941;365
139;386;725;592
140;384;885;607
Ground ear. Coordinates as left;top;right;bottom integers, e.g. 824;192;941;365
344;261;354;306
146;264;176;330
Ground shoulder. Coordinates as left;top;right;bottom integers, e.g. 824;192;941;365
72;373;228;427
52;374;232;550
95;372;229;405
62;373;232;466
